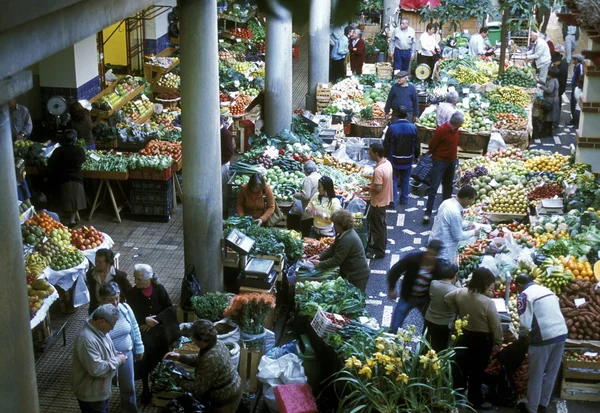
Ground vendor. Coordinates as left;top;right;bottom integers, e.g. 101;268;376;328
384;71;419;122
293;160;321;237
9;98;33;141
469;27;493;57
417;23;440;76
68;101;95;150
436;91;459;126
236;172;275;227
164;320;242;413
527;31;551;82
305;176;342;238
445;268;503;411
47;129;86;227
86;248;132;315
308;209;370;293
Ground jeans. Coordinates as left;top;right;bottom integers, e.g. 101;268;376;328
425;159;457;216
78;399;109;413
390;295;429;333
565;34;577;63
526;341;565;413
367;205;387;256
537;63;550;83
117;350;138;412
573;109;581;129
392;168;411;205
393;48;412;72
453;330;493;406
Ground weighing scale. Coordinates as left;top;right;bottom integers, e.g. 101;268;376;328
225;228;277;290
46;95;68;130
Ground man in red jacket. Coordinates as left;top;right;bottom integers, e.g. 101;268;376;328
423;111;464;225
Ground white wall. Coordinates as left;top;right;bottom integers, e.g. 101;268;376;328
145;0;176;39
73;34;99;87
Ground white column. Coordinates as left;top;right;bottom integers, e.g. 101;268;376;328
265;6;293;136
180;0;223;292
0;103;40;413
383;0;399;31
306;0;331;111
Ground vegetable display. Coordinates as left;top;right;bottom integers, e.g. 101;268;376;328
295;278;366;319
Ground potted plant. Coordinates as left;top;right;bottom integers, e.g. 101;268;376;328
224;293;275;337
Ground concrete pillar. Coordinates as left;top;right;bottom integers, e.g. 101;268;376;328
265;5;293;136
0;104;40;413
306;0;331;111
180;0;223;292
383;0;399;32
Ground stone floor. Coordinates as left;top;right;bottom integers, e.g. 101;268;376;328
33;14;597;413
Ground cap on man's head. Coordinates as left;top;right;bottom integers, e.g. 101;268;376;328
395;70;409;78
572;54;584;62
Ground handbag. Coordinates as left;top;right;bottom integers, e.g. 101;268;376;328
265;198;284;227
541;100;553;113
180;264;202;311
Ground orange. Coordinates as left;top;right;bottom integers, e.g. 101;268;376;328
573;269;580;276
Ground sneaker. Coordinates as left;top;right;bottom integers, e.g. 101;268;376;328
422;215;430;225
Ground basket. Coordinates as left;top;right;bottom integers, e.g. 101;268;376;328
416;124;436;145
95;140;118;150
351;122;386;138
458;130;491;152
155;97;181;109
310;307;343;338
362;63;376;75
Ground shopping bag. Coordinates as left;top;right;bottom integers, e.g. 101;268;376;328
180;264;202;311
411;152;433;186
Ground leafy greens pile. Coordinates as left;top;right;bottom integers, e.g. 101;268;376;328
295;278;366;319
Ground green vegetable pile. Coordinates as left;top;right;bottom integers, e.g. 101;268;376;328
488;102;527;118
83;152;129;172
191;292;229;322
295;278;366;319
128;154;173;170
498;66;536;88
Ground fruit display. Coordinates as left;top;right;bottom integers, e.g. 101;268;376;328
463;106;493;133
229;27;253;40
488;102;527;118
536;256;573;294
49;228;72;249
564;349;600;363
486;148;524;162
92;76;145;110
303;237;335;257
527;183;563;200
25;252;51;279
559;256;595;282
27;212;66;234
417;109;438;128
123;95;154;122
265;167;304;201
50;248;85;271
19;200;33;214
14;140;45;167
139;140;182;161
448;65;491;85
487;184;528;214
230;94;254;116
151;112;178;130
35;238;64;260
145;56;179;68
508;295;520;333
525;154;568;173
21;223;46;246
157;72;180;90
70;226;105;251
498;66;537;88
487;86;530;108
494;113;527;131
28;278;55;318
559;279;600;341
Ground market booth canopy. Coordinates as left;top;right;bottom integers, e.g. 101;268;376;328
401;0;441;10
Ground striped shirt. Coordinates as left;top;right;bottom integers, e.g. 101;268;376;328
412;268;433;296
108;306;133;353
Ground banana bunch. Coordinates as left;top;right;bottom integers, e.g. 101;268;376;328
528;265;543;280
487;86;530;108
448;66;491;85
536;257;573;294
26;252;51;276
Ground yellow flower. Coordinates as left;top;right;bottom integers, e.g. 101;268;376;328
376;341;385;351
358;365;372;379
373;352;384;362
420;355;430;365
366;357;376;367
345;356;362;369
385;364;396;375
427;349;437;358
432;361;441;372
396;373;409;384
394;357;403;367
451;334;457;341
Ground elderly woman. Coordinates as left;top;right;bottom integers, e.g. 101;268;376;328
98;282;144;412
537;67;560;138
87;249;132;315
68;101;95;150
127;264;179;405
349;28;366;75
164;320;242;413
236;172;275;226
306;176;342;238
308;209;370;292
445;268;503;411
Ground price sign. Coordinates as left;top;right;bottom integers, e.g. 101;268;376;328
334;314;345;322
358;85;364;90
374;83;382;89
219;39;224;43
462;88;470;94
448;85;455;92
574;298;586;307
90;153;101;161
236;38;241;43
584;352;598;357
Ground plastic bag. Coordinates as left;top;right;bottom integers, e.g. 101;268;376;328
274;384;319;413
215;319;240;345
480;255;499;276
345;137;364;160
487;132;506;153
266;341;297;359
345;197;367;216
105;69;117;83
180;264;202;311
257;353;308;413
331;143;353;164
289;199;303;216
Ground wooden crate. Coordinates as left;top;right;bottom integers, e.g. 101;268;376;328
376;62;393;79
176;306;197;323
239;285;277;329
239;341;264;393
89;83;146;121
563;358;600;381
362;63;376;75
144;47;179;83
561;379;600;402
420;143;482;160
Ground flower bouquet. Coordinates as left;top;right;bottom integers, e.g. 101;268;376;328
223;293;275;336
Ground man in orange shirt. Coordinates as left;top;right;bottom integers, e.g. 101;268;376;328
365;142;393;259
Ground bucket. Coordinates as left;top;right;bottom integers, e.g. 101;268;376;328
295;335;321;388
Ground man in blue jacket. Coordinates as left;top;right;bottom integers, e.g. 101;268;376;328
383;106;419;207
384;71;419;121
515;275;568;413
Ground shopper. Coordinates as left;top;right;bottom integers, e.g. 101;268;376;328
68;101;95;150
388;17;416;73
8;98;33;141
128;264;180;405
436;91;459;126
417;23;440;77
164;320;242;413
445;268;503;411
86;248;132;315
573;76;584;129
221;115;235;218
551;52;569;113
562;23;579;63
387;240;444;333
514;274;568;413
424;262;459;352
72;304;127;413
569;55;585;127
384;71;419;121
308;209;370;293
293;160;321;237
236;172;275;227
428;186;479;262
306;176;342;238
469;27;492;57
537;67;560;139
365;142;393;259
383;106;419;207
349;28;366;75
48;129;86;228
527;31;551;82
330;26;350;81
98;282;144;413
423;111;464;225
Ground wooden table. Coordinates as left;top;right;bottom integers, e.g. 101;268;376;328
84;171;131;223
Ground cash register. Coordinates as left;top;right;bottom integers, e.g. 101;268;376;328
225;228;277;290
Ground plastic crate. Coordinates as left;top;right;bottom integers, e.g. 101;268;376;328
130;188;174;205
131;203;172;216
310;307;343;338
129;167;172;181
130;179;172;191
